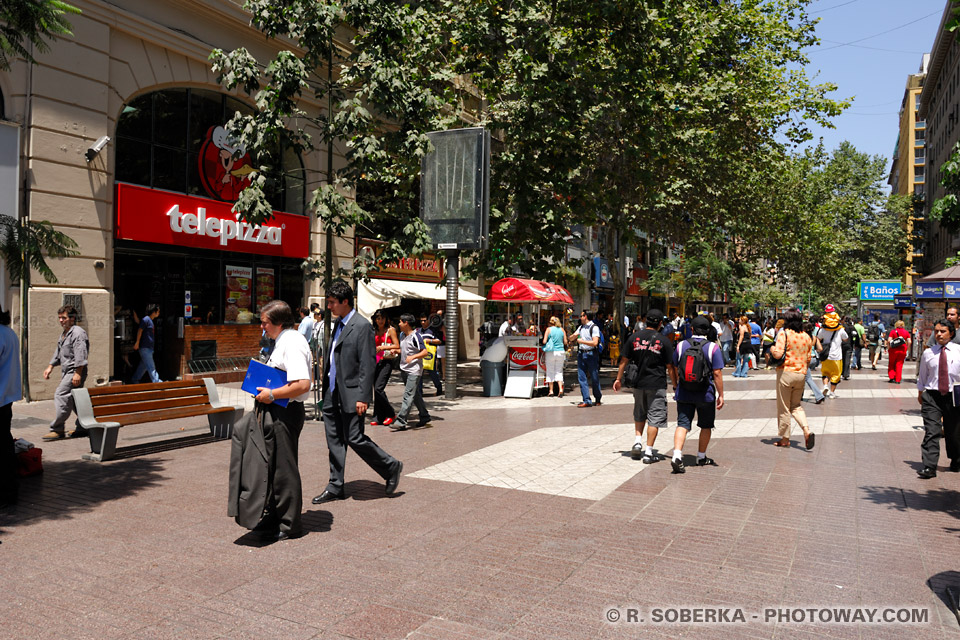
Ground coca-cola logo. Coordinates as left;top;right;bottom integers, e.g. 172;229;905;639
511;350;537;362
509;347;541;370
501;284;516;298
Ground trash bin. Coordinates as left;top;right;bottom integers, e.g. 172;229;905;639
481;360;507;397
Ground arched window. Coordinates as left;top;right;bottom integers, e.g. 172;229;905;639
115;88;305;214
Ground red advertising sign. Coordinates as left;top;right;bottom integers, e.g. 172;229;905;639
356;238;443;282
115;183;310;258
626;267;648;296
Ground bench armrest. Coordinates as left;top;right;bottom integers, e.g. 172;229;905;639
201;378;244;412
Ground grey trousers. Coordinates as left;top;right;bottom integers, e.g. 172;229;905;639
396;371;430;426
921;390;960;470
51;370;85;431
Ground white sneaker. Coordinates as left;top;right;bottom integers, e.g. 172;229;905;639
821;385;829;395
827;391;837;399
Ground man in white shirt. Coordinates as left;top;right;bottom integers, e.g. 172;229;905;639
719;313;734;365
916;320;960;478
573;310;603;407
498;315;516;337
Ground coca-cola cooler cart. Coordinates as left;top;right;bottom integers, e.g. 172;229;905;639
488;278;575;399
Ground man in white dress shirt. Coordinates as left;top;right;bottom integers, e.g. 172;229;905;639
916;320;960;479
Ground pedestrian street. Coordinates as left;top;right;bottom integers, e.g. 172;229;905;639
2;363;958;639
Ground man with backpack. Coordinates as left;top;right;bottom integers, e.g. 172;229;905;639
866;315;885;370
851;318;865;370
670;315;725;473
573;310;603;407
613;309;676;463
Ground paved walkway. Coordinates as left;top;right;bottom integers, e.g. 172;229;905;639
3;362;960;639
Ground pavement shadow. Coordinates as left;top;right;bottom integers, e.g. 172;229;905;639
344;479;404;501
0;457;166;534
928;571;960;621
860;485;960;523
232;510;333;547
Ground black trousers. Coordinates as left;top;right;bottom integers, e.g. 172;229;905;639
841;347;852;379
921;390;960;469
1;403;17;504
373;358;396;422
322;389;397;496
259;400;304;535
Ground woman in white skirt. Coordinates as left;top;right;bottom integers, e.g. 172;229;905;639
542;316;569;397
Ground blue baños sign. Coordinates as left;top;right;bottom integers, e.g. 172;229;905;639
858;281;901;301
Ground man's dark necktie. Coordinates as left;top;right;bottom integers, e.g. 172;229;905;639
939;346;950;394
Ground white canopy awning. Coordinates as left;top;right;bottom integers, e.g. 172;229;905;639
357;278;485;318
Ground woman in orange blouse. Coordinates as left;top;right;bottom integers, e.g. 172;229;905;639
769;308;815;450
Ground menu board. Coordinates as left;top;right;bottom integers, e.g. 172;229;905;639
256;267;275;311
225;265;253;324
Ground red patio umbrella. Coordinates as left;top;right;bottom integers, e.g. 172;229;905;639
487;278;574;305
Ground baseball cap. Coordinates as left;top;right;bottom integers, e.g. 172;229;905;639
691;315;711;333
645;309;665;325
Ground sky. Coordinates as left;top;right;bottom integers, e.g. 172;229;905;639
801;0;947;169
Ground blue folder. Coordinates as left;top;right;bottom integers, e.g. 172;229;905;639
241;359;289;407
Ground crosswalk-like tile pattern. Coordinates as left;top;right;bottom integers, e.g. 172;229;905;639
409;414;923;500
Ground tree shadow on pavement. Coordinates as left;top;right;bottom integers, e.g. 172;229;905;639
860;485;960;525
0;457;166;535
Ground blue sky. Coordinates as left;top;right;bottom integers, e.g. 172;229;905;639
802;0;946;168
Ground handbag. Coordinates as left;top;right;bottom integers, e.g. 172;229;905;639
17;447;43;477
890;330;906;348
423;342;437;371
818;331;833;362
623;362;640;388
765;331;788;368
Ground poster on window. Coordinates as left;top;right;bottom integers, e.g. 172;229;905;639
225;265;253;324
256;267;275;311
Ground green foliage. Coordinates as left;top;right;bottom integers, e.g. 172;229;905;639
0;217;79;284
0;0;80;71
931;141;960;233
770;142;909;306
214;0;847;289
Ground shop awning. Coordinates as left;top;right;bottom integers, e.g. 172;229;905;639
357;278;485;317
487;278;574;305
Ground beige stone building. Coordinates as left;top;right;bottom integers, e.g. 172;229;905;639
1;0;482;400
888;53;929;287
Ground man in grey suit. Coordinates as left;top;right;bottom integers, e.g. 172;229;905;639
313;280;404;504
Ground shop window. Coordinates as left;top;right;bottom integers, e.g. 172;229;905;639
115;88;306;214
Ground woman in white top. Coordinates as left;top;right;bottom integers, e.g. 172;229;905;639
253;300;312;540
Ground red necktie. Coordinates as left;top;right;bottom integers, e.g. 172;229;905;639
939;346;950;394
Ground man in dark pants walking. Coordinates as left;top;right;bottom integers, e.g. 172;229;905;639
917;320;960;479
313;280;403;504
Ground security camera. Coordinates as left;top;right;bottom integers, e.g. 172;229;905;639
85;135;110;163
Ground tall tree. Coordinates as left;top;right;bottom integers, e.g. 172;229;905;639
213;0;847;314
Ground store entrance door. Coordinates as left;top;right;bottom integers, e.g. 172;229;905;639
114;252;185;382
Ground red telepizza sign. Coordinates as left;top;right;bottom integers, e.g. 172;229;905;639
115;183;310;259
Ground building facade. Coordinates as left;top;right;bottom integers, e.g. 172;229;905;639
919;4;960;274
0;0;482;399
889;54;929;286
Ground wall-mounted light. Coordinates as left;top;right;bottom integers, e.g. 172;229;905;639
85;135;110;163
94;260;105;269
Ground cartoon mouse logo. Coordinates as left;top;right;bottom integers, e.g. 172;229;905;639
197;125;256;201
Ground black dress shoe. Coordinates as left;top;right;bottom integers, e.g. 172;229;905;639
311;490;345;505
918;467;937;479
385;461;403;495
275;529;302;541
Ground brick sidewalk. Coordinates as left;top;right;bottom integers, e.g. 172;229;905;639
3;365;960;639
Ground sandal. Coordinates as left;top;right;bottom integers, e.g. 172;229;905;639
805;432;815;450
774;438;790;447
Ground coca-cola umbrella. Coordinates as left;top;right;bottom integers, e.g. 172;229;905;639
488;278;575;335
488;278;574;305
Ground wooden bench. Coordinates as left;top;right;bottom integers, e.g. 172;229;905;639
71;379;244;462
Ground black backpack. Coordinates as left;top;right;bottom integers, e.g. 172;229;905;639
677;338;715;392
866;323;881;343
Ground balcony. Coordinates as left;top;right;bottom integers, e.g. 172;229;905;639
915;155;925;165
